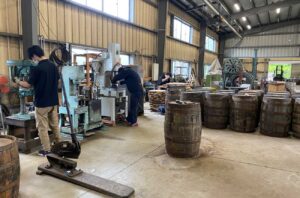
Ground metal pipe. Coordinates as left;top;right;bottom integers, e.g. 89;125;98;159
203;0;243;39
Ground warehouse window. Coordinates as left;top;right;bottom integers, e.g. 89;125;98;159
171;60;191;79
173;17;192;43
205;36;217;52
68;0;131;21
71;47;101;65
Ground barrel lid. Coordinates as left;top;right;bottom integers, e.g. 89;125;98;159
0;135;15;151
166;83;187;87
149;90;166;93
168;100;199;106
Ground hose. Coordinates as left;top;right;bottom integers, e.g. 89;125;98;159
49;44;71;66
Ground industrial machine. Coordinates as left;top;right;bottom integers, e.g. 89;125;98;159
37;46;134;198
6;60;36;120
58;65;102;138
223;58;255;89
92;43;128;125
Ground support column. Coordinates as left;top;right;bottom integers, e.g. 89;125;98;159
21;0;39;59
198;21;207;82
218;36;225;65
157;0;168;76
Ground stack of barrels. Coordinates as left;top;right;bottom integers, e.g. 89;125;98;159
0;135;20;198
148;90;166;111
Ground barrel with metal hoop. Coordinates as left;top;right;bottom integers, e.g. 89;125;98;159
238;90;264;126
0;135;20;198
260;97;292;137
164;101;202;158
230;95;259;132
292;98;300;138
165;83;187;109
203;93;230;129
180;90;211;122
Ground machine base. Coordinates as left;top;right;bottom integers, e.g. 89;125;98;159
37;163;134;198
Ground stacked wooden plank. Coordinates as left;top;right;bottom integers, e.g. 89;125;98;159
148;90;166;111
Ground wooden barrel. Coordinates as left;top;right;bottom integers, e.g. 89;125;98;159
0;135;20;198
165;83;187;109
264;91;290;98
230;95;258;132
292;98;300;138
148;90;166;111
238;90;264;127
166;83;187;102
204;93;230;129
180;90;210;122
216;90;236;96
260;97;292;137
164;101;202;158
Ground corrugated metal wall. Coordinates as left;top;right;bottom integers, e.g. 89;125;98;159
0;0;219;77
165;2;219;72
224;24;300;58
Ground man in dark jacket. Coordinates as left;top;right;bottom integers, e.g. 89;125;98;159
111;66;143;127
15;45;61;156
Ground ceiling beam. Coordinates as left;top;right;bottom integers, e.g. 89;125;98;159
225;18;300;38
231;0;300;20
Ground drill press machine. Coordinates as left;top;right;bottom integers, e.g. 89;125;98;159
6;60;36;120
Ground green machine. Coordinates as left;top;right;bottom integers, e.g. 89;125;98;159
6;60;36;120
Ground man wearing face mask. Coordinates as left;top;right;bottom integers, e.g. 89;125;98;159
15;45;61;156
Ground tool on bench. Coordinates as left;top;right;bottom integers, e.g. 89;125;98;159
37;45;134;198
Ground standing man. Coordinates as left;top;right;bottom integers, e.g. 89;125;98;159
112;66;143;127
15;45;61;156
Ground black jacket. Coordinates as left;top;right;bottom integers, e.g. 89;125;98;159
112;67;142;95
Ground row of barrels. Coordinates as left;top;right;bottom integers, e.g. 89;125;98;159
164;83;300;138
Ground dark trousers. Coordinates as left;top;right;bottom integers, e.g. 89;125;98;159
127;93;141;124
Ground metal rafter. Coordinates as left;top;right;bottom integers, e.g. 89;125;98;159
224;18;300;38
250;0;262;26
287;6;292;21
231;0;300;20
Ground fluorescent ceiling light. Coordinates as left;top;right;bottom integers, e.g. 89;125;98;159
276;8;281;14
234;3;240;11
242;16;247;21
247;25;251;30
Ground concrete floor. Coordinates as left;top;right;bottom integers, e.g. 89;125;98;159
19;106;300;198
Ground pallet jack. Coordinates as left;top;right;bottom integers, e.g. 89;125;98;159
36;47;134;198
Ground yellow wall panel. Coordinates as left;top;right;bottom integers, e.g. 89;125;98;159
48;0;58;40
57;1;65;41
85;11;92;46
39;0;49;38
97;16;103;48
64;3;73;42
7;0;19;34
71;6;79;43
78;9;86;45
91;13;98;46
102;17;107;48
